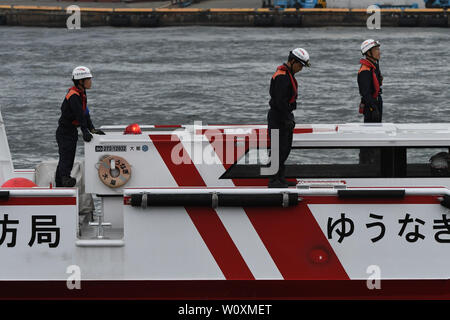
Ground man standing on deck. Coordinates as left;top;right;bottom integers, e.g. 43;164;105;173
358;39;383;123
267;48;310;188
55;66;105;187
358;40;383;165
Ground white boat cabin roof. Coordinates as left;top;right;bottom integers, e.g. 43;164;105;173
99;123;450;148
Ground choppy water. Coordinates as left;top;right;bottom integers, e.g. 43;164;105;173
0;26;449;168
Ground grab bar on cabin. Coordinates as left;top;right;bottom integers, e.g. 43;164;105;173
130;192;299;208
338;190;405;199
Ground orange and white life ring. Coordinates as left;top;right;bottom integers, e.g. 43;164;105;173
97;155;131;188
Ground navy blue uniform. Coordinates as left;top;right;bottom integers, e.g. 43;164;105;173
268;64;297;182
358;59;383;123
55;87;93;186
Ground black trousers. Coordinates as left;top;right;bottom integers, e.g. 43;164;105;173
267;109;294;180
360;96;383;164
55;126;78;186
363;95;383;123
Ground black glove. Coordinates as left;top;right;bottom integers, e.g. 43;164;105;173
284;119;295;131
83;131;93;142
91;128;105;135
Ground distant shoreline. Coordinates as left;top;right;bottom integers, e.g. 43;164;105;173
0;7;448;27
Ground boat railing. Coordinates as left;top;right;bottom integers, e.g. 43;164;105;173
123;187;450;208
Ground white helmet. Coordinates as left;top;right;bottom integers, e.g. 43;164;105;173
290;48;311;67
72;66;92;80
361;39;380;55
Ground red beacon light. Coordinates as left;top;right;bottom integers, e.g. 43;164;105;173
124;123;142;135
1;177;37;188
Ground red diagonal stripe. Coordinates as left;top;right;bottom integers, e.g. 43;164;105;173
244;202;349;280
149;134;204;186
203;131;269;187
149;134;254;280
184;206;255;280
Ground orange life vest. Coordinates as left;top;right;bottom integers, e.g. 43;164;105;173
272;64;298;104
358;59;381;114
65;86;87;126
358;59;381;99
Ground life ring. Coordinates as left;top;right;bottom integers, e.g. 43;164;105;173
97;155;131;188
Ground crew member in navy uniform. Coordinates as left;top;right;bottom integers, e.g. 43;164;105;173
55;66;105;187
358;39;383;123
358;40;383;165
267;48;310;188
